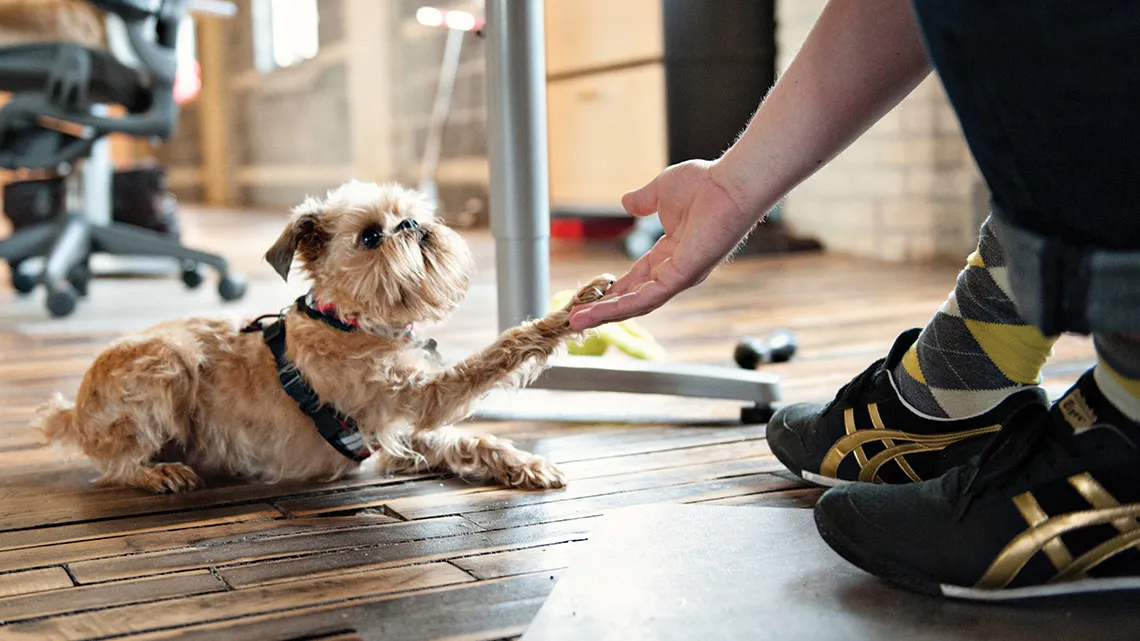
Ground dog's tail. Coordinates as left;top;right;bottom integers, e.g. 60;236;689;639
33;393;80;448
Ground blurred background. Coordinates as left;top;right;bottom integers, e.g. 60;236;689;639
0;0;989;263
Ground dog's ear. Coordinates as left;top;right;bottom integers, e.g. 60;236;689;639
265;202;326;282
264;223;298;282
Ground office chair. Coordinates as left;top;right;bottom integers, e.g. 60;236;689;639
0;0;246;318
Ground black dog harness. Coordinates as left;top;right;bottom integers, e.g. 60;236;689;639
241;293;440;462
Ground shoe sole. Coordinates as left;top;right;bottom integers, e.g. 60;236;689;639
799;470;852;488
814;503;1140;602
941;577;1140;601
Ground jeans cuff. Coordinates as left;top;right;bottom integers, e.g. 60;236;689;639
989;210;1140;336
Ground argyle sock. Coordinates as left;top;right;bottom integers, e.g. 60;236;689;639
892;216;1058;419
1093;333;1140;424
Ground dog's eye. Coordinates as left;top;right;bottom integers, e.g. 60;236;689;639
359;226;384;249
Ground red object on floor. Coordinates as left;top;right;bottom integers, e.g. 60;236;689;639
551;218;633;240
585;218;634;239
551;218;584;239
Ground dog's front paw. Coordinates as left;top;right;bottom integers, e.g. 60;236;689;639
136;463;203;493
563;274;615;310
505;455;566;490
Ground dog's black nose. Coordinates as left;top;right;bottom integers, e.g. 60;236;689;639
395;219;420;233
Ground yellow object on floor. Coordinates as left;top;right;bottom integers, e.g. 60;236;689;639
551;289;666;361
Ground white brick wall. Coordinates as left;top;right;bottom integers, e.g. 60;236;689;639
775;1;986;263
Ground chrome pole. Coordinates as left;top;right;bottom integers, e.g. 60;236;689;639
484;0;550;331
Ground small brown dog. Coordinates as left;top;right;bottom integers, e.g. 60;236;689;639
36;181;612;493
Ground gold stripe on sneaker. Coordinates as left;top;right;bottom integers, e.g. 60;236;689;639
868;403;922;483
976;503;1140;589
859;443;929;483
1067;473;1139;534
844;408;869;469
1012;491;1073;571
975;478;1140;590
1050;528;1140;584
818;416;1001;482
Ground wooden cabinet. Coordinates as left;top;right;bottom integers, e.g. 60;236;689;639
544;0;664;76
547;63;668;211
543;0;776;216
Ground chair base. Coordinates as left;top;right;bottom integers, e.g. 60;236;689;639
0;215;247;317
469;355;782;425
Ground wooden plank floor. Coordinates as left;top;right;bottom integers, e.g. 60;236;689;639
0;207;1097;640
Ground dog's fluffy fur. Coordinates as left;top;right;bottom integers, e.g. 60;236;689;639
35;181;612;493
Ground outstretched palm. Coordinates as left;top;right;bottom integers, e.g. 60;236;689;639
569;159;758;332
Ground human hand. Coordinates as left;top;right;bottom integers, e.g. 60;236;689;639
568;159;760;332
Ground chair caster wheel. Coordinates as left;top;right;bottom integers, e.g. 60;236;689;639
11;270;36;295
741;403;774;424
218;274;247;301
181;264;205;289
734;329;798;369
47;287;79;318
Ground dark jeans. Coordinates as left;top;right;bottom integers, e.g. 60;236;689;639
912;0;1140;335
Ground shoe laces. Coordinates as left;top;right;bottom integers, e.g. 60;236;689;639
823;358;885;412
952;404;1072;520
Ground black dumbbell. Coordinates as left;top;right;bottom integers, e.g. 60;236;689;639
734;329;798;369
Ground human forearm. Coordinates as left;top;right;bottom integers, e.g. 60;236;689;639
568;0;933;331
711;0;932;217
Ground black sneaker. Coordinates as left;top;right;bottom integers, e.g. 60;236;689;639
767;328;1048;486
814;369;1140;601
